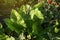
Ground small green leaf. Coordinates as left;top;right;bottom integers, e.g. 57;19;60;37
0;23;2;29
33;1;44;9
30;10;35;19
54;27;59;33
32;23;38;34
55;19;59;25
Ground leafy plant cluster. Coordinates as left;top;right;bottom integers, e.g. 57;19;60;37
0;0;60;40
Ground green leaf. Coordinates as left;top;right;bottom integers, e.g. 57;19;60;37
30;9;35;19
4;19;24;34
33;1;44;9
32;23;38;34
6;36;15;40
30;8;44;20
55;19;59;25
19;5;26;14
10;9;17;22
0;23;2;29
11;9;22;21
0;33;12;40
19;4;31;14
0;23;3;34
34;8;44;20
11;9;26;28
54;27;59;33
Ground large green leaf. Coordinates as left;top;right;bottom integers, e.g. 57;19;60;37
4;19;24;34
11;9;26;28
34;8;44;20
30;8;44;20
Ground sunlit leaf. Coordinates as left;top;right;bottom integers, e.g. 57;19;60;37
54;27;59;33
11;9;21;21
0;34;11;40
30;8;44;20
55;19;59;25
11;9;26;28
6;36;15;40
33;1;44;9
34;8;44;20
30;10;35;19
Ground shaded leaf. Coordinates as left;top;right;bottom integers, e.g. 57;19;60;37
4;19;24;34
32;23;38;34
